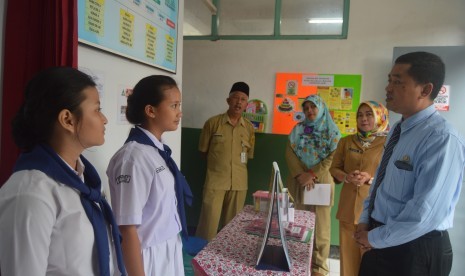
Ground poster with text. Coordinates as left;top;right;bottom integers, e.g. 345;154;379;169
272;73;361;135
78;0;178;72
117;85;133;124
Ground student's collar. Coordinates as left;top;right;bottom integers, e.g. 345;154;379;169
136;125;164;150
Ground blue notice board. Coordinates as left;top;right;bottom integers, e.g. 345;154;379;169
78;0;178;72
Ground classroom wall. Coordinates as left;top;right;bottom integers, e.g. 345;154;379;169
182;0;465;129
180;0;465;270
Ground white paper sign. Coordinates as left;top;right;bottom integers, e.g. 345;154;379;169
302;75;334;86
303;184;331;206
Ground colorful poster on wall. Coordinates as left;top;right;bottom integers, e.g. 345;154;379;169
272;73;362;135
117;85;133;124
434;85;450;111
78;0;178;72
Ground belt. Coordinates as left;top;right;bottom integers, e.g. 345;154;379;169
421;229;447;238
369;217;447;238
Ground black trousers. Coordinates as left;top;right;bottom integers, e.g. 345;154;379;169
359;230;452;276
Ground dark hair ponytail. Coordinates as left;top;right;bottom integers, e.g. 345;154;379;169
11;67;96;151
126;75;177;125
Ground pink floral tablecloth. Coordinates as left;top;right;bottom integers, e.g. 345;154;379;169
192;205;315;276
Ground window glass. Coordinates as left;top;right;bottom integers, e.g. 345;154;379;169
184;0;213;35
218;0;275;35
281;0;344;35
184;0;348;39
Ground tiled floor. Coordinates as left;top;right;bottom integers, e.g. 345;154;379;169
328;258;341;276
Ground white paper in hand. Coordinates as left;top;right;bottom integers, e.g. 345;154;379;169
303;184;331;206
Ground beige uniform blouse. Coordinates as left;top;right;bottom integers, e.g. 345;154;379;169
285;141;336;207
330;135;386;224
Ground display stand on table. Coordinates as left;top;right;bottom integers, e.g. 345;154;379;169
256;162;292;272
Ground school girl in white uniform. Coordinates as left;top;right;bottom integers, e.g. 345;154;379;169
107;75;193;276
0;67;126;275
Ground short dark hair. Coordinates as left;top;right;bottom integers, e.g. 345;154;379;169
11;67;96;151
126;75;178;125
395;51;445;100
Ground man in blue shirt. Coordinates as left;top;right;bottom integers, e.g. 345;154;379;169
354;51;465;276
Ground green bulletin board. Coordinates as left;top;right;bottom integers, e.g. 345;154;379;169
272;73;362;135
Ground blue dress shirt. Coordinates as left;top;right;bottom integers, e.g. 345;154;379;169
359;105;465;248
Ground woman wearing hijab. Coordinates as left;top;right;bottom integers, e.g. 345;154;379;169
330;101;389;276
285;95;341;276
0;67;125;275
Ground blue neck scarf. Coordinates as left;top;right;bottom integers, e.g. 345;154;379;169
124;127;193;239
13;144;126;276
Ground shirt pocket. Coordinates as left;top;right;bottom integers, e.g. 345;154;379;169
209;133;225;155
211;133;225;144
390;165;415;202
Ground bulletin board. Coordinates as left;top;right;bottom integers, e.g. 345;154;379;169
78;0;178;73
272;73;362;135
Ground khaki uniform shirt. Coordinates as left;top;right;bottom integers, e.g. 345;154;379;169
330;135;386;224
285;141;336;207
199;113;255;191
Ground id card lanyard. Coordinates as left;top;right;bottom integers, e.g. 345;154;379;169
241;142;247;163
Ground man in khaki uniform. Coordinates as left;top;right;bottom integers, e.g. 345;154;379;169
196;82;255;241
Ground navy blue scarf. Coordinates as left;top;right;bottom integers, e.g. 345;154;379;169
13;144;126;276
124;127;193;238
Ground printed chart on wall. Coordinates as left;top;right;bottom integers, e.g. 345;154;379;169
272;73;362;135
78;0;178;72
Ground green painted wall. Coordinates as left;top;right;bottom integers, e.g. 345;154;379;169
180;127;342;245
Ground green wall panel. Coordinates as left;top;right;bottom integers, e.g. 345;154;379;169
180;127;341;245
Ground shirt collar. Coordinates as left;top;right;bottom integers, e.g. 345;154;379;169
58;155;85;182
136;125;164;150
222;112;245;126
400;104;437;133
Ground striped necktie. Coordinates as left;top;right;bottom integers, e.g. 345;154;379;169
367;122;402;219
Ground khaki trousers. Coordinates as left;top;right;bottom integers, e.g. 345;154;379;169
296;202;331;275
339;221;364;276
195;189;246;241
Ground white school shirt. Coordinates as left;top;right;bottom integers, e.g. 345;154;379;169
0;167;118;276
107;127;182;248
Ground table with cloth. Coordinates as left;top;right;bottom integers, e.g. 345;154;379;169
192;205;315;275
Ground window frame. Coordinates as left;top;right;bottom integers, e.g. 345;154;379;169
184;0;350;40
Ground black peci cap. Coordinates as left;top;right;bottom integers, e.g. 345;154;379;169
229;81;249;96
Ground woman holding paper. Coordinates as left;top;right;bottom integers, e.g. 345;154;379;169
285;95;341;276
329;101;389;276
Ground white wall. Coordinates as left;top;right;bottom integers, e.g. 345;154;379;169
182;0;465;131
79;0;185;193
